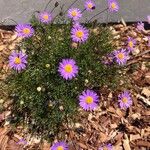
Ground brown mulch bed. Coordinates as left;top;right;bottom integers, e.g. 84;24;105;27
0;24;150;150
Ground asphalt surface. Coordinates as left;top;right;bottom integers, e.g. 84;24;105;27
0;0;150;25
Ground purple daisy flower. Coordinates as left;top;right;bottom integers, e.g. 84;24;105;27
71;25;89;43
99;144;113;150
58;59;78;80
67;8;82;21
15;24;34;38
79;89;99;111
108;0;119;12
51;141;68;150
9;51;27;71
137;21;144;31
85;0;95;11
147;15;150;24
38;11;52;24
118;91;132;109
127;37;136;52
113;49;129;65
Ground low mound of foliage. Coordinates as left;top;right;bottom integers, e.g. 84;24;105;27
7;1;121;141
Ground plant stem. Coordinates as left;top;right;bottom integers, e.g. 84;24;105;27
44;0;53;10
64;0;79;14
81;8;86;13
51;6;56;13
87;8;108;23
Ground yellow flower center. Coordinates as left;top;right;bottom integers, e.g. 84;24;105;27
117;53;124;60
88;3;93;9
14;57;21;64
71;11;77;17
64;64;73;73
23;28;30;34
111;2;116;9
43;14;49;20
76;31;84;38
57;146;64;150
85;96;93;104
122;97;128;103
128;41;133;48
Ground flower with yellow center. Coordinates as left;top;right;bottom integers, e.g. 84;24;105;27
71;11;77;17
58;59;78;80
64;64;73;73
23;28;31;34
15;24;34;38
9;51;28;71
118;91;132;109
111;2;116;9
79;89;99;111
57;146;64;150
85;96;93;104
76;30;84;38
14;57;21;64
117;53;124;60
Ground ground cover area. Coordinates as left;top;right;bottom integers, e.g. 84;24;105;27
0;23;150;150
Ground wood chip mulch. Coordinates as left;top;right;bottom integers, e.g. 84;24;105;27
0;24;150;150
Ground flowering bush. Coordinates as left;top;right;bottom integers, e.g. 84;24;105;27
7;0;124;141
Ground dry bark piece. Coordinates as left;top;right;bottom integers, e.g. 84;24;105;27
6;139;23;150
0;45;6;51
134;140;150;147
115;133;124;142
142;110;150;116
110;123;118;129
92;28;100;35
71;42;78;49
132;48;140;55
99;132;107;142
144;72;150;84
137;94;150;106
123;134;131;150
1;135;9;150
116;108;124;117
9;34;17;41
131;113;141;119
130;134;141;141
77;142;88;149
121;18;127;27
40;141;50;150
141;87;150;97
0;127;11;150
0;113;5;122
107;106;116;113
114;142;123;150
